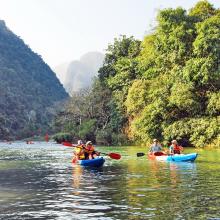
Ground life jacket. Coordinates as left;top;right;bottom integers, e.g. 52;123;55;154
85;145;95;154
75;144;85;159
173;145;181;154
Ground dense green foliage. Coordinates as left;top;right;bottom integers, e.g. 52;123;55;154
53;132;73;144
55;1;220;147
0;21;68;140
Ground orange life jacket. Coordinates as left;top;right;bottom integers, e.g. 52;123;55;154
85;145;95;154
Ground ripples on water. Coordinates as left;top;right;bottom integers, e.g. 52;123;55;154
0;142;220;219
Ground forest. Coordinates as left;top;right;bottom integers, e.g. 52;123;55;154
54;1;220;147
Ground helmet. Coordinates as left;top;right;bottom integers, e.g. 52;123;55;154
86;141;92;146
153;139;158;142
171;140;178;144
78;140;83;145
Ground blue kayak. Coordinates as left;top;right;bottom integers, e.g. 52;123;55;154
78;157;105;167
167;153;198;162
149;152;198;162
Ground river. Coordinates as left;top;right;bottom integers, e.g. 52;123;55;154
0;142;220;219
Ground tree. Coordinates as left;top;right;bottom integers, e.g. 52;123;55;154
189;0;216;21
127;1;220;147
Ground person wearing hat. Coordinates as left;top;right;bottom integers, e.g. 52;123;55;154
169;140;183;154
84;141;99;159
149;139;163;153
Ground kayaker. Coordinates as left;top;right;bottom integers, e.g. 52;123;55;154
169;140;183;154
149;139;163;153
45;133;49;142
84;141;99;159
74;140;86;160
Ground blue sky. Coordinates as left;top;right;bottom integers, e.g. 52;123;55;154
0;0;220;67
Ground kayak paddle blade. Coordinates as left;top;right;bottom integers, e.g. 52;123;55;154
137;152;145;157
62;141;73;147
154;151;165;156
108;153;121;160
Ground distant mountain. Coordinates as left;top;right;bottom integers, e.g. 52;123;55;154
54;52;104;94
0;20;69;140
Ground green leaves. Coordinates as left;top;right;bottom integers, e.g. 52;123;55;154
207;92;220;115
125;80;149;116
155;7;196;66
163;117;220;147
98;35;141;80
189;0;216;21
183;57;217;86
193;14;220;59
169;82;200;114
127;1;220;147
78;119;97;141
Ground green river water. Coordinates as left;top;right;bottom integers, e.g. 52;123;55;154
0;142;220;219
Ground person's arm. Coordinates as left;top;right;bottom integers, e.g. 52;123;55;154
169;146;173;154
179;145;183;152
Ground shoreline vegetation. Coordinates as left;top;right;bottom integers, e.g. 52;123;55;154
0;138;218;151
52;1;220;148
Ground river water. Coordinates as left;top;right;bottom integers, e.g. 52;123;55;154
0;142;220;219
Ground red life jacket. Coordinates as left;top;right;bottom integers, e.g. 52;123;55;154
173;145;181;154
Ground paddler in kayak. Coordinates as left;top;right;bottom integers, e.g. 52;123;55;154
84;141;100;159
74;140;86;160
149;139;163;153
169;140;183;154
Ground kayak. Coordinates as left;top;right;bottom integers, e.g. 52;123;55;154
73;157;105;167
148;152;198;162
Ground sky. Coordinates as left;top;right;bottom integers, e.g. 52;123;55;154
0;0;220;68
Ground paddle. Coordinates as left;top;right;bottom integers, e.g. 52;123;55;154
137;152;145;157
62;142;121;160
62;141;77;147
100;152;121;160
137;152;167;157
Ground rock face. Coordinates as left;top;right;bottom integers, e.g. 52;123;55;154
0;20;69;139
54;52;104;94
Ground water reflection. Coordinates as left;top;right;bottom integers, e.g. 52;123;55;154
1;143;220;219
72;165;83;190
70;163;128;219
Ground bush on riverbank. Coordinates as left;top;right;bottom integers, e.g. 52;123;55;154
53;132;73;144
